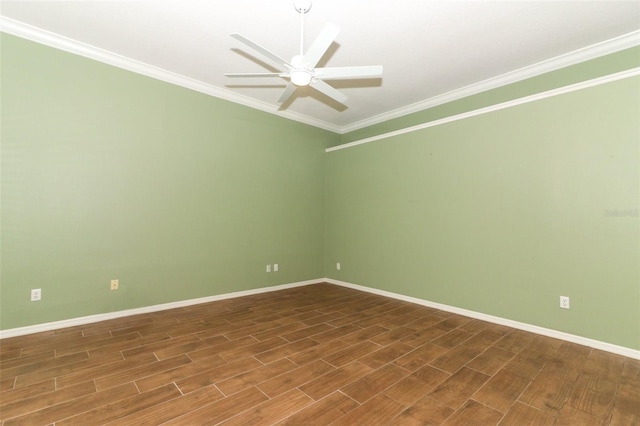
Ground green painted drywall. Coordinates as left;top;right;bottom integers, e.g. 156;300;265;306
325;76;640;350
340;46;640;145
0;34;339;329
2;31;639;353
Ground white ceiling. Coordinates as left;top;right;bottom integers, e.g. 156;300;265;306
1;1;639;133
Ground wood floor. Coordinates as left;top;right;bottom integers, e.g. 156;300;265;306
1;283;638;425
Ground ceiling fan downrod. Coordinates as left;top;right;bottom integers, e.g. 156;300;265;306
295;0;312;57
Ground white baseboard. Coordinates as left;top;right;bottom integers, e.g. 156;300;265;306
325;278;640;360
3;277;638;360
0;279;322;339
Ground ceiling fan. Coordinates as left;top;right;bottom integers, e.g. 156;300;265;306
225;0;383;106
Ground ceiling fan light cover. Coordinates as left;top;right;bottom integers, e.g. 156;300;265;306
290;70;313;86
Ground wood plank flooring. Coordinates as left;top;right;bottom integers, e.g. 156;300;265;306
1;283;638;425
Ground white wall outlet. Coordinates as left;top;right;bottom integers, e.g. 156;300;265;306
336;262;341;270
266;264;271;273
110;279;119;290
30;288;42;301
560;296;570;309
273;263;279;272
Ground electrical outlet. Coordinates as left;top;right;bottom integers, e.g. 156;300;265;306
110;279;119;290
273;264;279;272
30;288;42;301
266;264;271;273
560;296;570;309
336;262;341;270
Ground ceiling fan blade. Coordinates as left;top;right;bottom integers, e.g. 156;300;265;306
225;72;285;78
310;79;348;104
314;65;383;80
277;82;298;104
303;23;340;69
230;33;292;69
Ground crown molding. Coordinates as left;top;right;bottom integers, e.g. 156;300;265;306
327;67;640;152
340;29;640;134
2;16;638;135
0;16;342;134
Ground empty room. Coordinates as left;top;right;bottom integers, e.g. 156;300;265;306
1;1;639;424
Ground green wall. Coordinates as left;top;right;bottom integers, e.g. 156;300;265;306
1;34;338;329
325;76;640;350
2;32;639;352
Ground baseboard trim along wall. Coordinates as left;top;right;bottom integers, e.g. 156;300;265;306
2;278;638;360
0;279;323;339
325;278;640;360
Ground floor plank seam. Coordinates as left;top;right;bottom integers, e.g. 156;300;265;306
1;284;637;424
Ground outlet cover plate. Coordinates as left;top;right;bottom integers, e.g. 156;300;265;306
31;288;42;301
